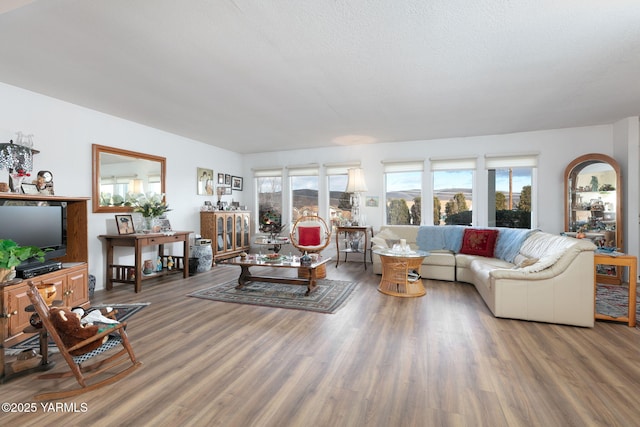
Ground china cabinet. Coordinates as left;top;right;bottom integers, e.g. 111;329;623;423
200;211;251;261
564;153;622;284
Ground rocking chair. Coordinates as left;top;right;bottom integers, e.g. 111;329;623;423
26;281;141;400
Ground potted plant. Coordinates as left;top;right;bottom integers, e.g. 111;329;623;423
130;193;172;232
0;239;47;283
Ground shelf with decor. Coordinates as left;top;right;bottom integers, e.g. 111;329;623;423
564;153;622;284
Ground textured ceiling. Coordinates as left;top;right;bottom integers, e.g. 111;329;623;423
0;1;639;154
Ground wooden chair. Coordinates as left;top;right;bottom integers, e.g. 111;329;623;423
26;281;141;400
290;215;332;278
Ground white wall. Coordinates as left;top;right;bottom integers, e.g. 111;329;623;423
0;82;245;291
243;125;613;233
613;117;640;262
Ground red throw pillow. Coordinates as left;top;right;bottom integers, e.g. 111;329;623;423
299;226;321;246
459;229;499;257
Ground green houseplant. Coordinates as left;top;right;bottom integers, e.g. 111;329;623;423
0;239;47;282
130;193;171;232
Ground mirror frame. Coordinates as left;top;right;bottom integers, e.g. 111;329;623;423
92;144;166;214
564;153;623;273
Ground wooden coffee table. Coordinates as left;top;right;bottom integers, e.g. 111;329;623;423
222;255;331;295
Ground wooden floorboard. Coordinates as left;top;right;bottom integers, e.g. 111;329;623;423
2;261;640;426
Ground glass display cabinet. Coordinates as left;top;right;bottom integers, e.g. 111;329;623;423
564;153;622;284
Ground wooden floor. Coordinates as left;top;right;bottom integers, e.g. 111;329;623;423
3;261;640;426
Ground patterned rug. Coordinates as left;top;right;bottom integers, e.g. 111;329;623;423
187;279;358;314
596;283;640;329
6;302;150;355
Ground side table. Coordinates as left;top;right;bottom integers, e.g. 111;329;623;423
335;225;374;270
373;249;429;297
594;253;637;326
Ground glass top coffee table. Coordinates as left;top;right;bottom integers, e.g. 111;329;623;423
221;254;331;296
373;249;429;297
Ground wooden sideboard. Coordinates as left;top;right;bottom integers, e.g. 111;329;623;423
200;211;251;261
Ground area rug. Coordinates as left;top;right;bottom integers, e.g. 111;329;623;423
596;283;640;329
6;302;150;355
187;279;358;314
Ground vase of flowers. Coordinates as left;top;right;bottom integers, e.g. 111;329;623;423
130;193;171;233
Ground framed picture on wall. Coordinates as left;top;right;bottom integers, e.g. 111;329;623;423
224;186;232;195
217;173;225;184
231;176;243;191
365;196;379;207
197;167;214;196
115;214;135;235
224;174;231;186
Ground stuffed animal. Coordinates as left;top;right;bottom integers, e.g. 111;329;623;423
49;307;108;356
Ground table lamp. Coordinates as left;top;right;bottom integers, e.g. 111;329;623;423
346;167;368;225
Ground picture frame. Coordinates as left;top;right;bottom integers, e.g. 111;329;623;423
231;176;243;191
157;218;172;232
365;196;379;207
115;214;135;235
21;183;39;195
224;186;232;195
217;173;225;184
224;174;231;186
197;167;214;196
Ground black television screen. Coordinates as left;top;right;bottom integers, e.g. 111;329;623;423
0;200;67;264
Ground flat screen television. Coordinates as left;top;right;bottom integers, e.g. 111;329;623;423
0;199;67;266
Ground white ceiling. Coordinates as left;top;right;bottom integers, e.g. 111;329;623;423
0;1;639;154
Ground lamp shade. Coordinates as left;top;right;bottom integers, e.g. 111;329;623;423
346;168;368;193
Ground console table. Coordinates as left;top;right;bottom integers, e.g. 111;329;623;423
594;253;637;326
100;231;191;293
335;225;373;270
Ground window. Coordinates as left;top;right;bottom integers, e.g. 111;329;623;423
431;158;476;226
289;165;319;222
384;161;423;225
486;154;537;229
254;169;283;229
326;163;359;228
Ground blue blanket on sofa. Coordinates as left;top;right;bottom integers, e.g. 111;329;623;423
416;226;465;252
417;225;537;263
493;228;538;263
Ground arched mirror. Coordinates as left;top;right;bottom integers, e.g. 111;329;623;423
564;153;622;282
92;144;166;213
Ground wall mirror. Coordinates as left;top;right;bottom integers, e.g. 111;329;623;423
92;144;166;213
564;153;622;282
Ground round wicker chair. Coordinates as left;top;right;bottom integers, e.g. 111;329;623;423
289;215;332;278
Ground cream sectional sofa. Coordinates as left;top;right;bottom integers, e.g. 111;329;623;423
372;225;596;327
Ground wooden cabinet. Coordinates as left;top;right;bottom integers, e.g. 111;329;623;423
2;263;89;348
0;194;90;380
2;282;32;348
30;264;89;309
200;211;251;261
